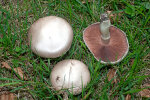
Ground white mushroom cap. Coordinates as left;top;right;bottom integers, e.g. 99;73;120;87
50;59;90;95
28;16;73;58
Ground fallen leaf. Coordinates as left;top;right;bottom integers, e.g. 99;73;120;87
107;68;117;84
107;11;123;23
143;83;150;87
0;92;16;100
125;94;131;100
0;34;3;38
1;62;12;70
14;67;27;80
1;62;27;80
139;89;150;98
60;0;94;3
130;59;134;66
107;11;114;17
113;96;118;100
82;0;94;4
138;83;150;98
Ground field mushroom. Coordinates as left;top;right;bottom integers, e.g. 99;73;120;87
50;59;90;99
28;16;73;58
83;13;129;64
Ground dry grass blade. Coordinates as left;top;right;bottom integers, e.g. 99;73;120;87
1;62;27;80
107;68;117;84
0;92;16;100
125;94;131;100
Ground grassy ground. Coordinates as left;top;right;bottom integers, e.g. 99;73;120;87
0;0;150;99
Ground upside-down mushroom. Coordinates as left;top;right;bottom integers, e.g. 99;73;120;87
83;13;129;64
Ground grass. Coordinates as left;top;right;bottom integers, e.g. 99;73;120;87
0;0;150;99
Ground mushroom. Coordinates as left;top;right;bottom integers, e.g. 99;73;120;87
50;59;90;99
83;13;129;64
28;16;73;58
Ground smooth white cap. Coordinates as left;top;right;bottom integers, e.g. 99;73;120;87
50;59;91;95
28;16;73;58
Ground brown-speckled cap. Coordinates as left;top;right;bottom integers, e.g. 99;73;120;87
83;22;129;64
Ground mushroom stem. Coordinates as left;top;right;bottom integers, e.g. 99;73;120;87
100;13;111;44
